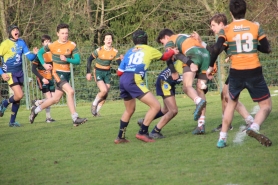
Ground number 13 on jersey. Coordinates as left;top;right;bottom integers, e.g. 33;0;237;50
233;33;254;53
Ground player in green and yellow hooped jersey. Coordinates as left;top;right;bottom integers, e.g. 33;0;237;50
29;23;87;126
86;33;122;117
157;29;209;134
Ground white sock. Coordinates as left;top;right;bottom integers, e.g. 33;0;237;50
250;122;260;131
71;112;78;122
198;116;205;127
245;115;254;125
194;97;202;105
35;101;40;106
93;96;101;106
97;105;102;113
35;106;42;114
219;132;227;141
45;107;51;119
35;99;45;106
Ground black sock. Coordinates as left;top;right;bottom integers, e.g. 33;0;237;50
151;125;161;134
118;120;129;139
10;101;20;123
154;110;164;120
139;124;149;135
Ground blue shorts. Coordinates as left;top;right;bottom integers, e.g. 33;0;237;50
156;78;176;97
119;73;149;99
6;71;24;87
229;75;270;102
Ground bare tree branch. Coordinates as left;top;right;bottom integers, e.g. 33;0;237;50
104;11;128;23
22;0;36;36
252;2;271;21
123;0;164;39
103;0;136;12
94;0;100;28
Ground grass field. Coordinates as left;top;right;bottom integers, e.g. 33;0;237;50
1;88;278;185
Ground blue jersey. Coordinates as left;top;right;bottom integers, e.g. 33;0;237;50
0;39;35;74
158;60;183;85
118;44;162;78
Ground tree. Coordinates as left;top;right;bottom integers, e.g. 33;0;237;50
0;0;8;40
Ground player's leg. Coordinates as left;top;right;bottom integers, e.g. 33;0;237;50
133;74;160;142
95;82;110;116
44;79;56;122
91;80;108;115
139;92;161;127
192;77;207;134
8;84;24;127
96;93;108;117
217;96;238;148
97;71;112;115
114;98;135;144
246;97;272;147
32;77;45;106
195;48;210;124
1;72;24;126
245;75;272;147
91;69;110;116
0;72;24;118
137;78;168;127
91;80;108;116
182;68;198;100
43;90;55;123
235;101;254;127
61;82;87;126
36;78;55;122
227;83;253;128
136;92;160;142
182;69;206;121
30;77;87;125
148;78;177;138
253;98;272;126
222;82;229;114
115;73;135;144
212;84;228;132
183;53;207;121
150;95;178;139
217;76;243;148
30;88;63;124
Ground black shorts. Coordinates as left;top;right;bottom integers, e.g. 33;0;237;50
225;75;229;85
37;78;55;93
229;75;270;102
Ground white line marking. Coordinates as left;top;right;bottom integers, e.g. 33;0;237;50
233;125;247;145
250;105;260;115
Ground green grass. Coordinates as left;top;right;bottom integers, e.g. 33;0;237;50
1;88;278;185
